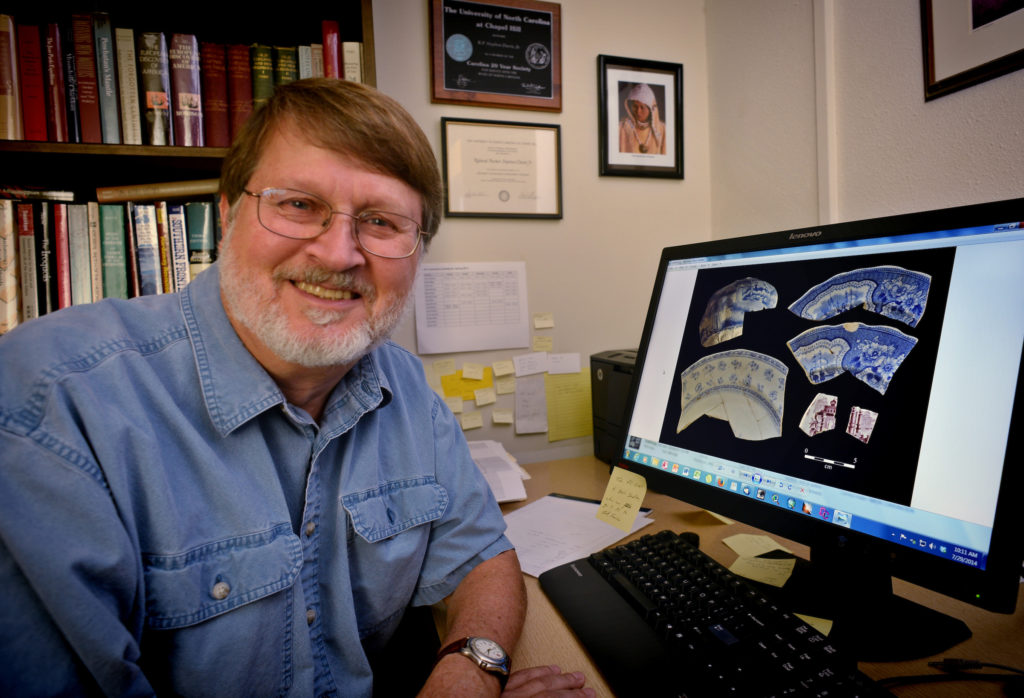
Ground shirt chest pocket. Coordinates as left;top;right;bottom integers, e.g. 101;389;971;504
142;522;303;630
342;476;448;544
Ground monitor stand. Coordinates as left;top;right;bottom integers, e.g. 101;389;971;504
772;539;972;662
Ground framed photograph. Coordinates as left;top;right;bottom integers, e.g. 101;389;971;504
921;0;1024;101
598;55;683;178
441;118;562;218
430;0;562;112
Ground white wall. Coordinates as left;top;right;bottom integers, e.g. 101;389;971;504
374;0;712;463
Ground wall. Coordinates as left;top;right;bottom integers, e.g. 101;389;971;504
374;0;712;463
708;0;1024;238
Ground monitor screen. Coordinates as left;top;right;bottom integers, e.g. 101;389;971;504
618;197;1024;659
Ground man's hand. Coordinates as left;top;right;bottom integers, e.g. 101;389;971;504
502;665;595;697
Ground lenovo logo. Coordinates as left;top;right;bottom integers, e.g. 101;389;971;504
790;230;823;240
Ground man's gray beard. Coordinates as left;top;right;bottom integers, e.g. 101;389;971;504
218;236;413;368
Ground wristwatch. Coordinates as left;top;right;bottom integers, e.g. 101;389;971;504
435;636;511;688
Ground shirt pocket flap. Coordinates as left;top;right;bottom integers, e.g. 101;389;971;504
143;523;303;630
342;477;448;543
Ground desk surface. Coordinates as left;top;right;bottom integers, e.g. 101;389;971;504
501;456;1024;698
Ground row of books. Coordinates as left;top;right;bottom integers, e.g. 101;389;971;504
0;190;220;334
0;12;365;146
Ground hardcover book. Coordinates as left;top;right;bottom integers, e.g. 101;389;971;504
169;33;203;147
310;43;324;77
0;199;19;333
115;27;142;145
166;203;190;291
70;13;102;143
123;202;140;297
185;200;215;280
342;41;362;83
226;44;252;141
0;14;24;140
98;203;128;300
321;20;340;79
16;203;38;321
131;203;162;296
32;201;57;315
87;201;103;301
273;45;298;86
298;45;313;79
199;41;229;147
136;31;172;146
154;201;173;293
67;203;93;305
92;12;121;144
52;202;71;309
62;22;81;143
43;23;69;142
16;23;47;141
250;43;273;110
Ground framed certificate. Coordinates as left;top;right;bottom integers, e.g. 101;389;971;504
430;0;562;112
441;117;562;218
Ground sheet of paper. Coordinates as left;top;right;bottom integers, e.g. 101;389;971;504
514;351;549;377
467;440;527;503
504;494;653;576
548;352;581;375
597;466;648;532
414;262;529;354
729;555;796;587
723;533;792;557
515;373;548;434
544;371;593;442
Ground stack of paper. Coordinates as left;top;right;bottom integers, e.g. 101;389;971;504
504;494;654;577
468;440;529;503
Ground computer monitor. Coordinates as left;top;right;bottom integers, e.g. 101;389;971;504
619;197;1024;662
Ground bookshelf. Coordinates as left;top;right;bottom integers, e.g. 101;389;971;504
0;0;376;200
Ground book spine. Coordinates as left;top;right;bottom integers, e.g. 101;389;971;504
16;24;47;141
342;41;363;83
169;33;202;147
136;32;172;146
86;201;102;301
16;203;38;321
52;202;71;308
62;23;81;143
185;201;215;281
167;203;190;291
273;45;298;86
43;23;68;142
132;203;162;296
199;41;229;147
70;14;101;144
250;43;273;111
123;202;140;297
310;43;324;78
34;201;55;315
321;20;340;79
0;14;24;140
92;12;120;144
298;45;312;79
0;199;19;332
226;44;252;141
154;200;173;293
67;203;92;305
115;27;142;145
98;203;128;299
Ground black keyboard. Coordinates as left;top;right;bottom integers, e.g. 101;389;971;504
539;529;891;697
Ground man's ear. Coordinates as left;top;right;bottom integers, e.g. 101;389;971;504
217;193;231;252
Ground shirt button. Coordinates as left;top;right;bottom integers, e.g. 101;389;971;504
211;581;231;600
305;521;316;536
306;608;316;625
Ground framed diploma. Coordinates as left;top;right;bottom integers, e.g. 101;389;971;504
598;55;684;179
430;0;562;112
441;117;562;218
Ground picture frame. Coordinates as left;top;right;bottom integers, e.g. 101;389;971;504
430;0;562;112
441;117;562;218
921;0;1024;101
598;55;683;179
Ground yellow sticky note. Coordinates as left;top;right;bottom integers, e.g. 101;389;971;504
706;510;735;525
729;556;795;587
723;533;792;557
433;359;457;377
492;408;514;424
795;613;834;636
444;396;464;414
532;335;554;352
492;360;515;377
441;368;494;400
460;411;483;430
462;362;485;380
533;312;555;329
495;375;516;395
596;467;647;533
544;371;592;442
474;387;497;406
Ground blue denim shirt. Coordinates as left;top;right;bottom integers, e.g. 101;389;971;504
0;265;511;697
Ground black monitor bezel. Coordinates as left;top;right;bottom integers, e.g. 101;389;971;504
617;196;1024;614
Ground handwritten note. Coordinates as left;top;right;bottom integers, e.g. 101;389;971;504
462;362;485;380
474;387;497;406
533;312;555;329
532;335;554;352
723;533;792;557
492;360;515;377
492;408;514;424
597;467;647;533
729;555;796;587
460;411;483;430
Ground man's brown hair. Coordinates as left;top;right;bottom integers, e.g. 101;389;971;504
220;78;442;241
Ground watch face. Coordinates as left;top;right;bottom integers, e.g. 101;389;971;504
470;637;506;661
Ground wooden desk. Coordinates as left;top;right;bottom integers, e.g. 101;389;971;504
502;457;1024;697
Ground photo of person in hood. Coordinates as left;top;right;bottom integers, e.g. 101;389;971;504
618;81;666;154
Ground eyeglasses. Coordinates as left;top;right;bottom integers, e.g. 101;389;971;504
243;187;425;259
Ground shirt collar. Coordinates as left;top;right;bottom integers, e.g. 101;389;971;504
181;264;392;436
